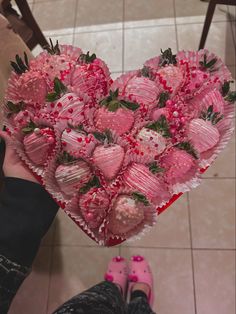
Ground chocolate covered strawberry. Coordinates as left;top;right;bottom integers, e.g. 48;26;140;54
70;51;112;100
23;122;55;166
92;132;125;180
61;126;97;157
155;49;184;94
79;185;110;229
55;154;92;196
187;117;220;153
108;194;145;235
136;115;171;157
123;163;170;206
94;90;139;136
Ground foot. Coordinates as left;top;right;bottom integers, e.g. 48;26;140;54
132;282;151;297
128;255;154;306
104;256;128;297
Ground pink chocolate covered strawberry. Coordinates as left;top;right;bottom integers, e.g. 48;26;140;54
187;116;220;153
123;163;170;206
55;153;92;196
70;51;112;100
161;146;197;185
23;122;55;166
123;76;160;108
61;126;97;157
78;183;110;229
94;90;139;136
108;194;146;235
93;137;125;181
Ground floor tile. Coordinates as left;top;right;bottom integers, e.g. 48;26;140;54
228;4;236;21
177;22;236;66
74;29;123;72
121;247;195;314
124;25;177;71
32;0;76;35
41;221;55;246
193;250;235;314
189;179;235;249
47;246;119;313
124;194;191;248
111;71;123;80
8;247;51;314
175;0;229;24
124;0;175;27
53;210;97;246
202;135;235;178
76;0;123;29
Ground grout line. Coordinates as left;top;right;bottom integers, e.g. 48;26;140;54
72;0;79;45
230;19;236;51
187;192;198;314
202;177;236;180
45;223;57;313
40;244;236;251
173;0;179;51
122;0;125;73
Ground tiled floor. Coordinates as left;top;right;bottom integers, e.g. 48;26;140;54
9;0;235;313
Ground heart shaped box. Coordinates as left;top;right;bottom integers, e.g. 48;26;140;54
3;44;235;246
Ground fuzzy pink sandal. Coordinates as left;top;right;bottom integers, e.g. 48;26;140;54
128;255;154;307
104;256;128;296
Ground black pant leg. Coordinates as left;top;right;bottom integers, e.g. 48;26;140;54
52;281;127;314
127;290;156;314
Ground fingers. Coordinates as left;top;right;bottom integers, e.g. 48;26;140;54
0;129;11;144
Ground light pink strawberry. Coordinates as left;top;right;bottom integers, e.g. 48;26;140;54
55;160;92;196
156;65;184;94
94;106;134;136
136;127;167;157
124;76;160;108
187;118;220;153
23;127;55;166
79;188;110;229
108;194;145;235
61;129;97;157
123;163;170;205
93;144;125;180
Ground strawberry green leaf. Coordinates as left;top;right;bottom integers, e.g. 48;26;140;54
132;192;149;206
159;48;177;66
148;162;164;174
146;115;171;138
120;100;140;111
79;175;101;194
175;141;198;159
10;52;29;74
159;92;169;108
79;51;97;64
225;91;236;103
46;92;59;102
44;38;60;55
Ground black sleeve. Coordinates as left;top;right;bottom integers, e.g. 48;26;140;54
0;177;59;267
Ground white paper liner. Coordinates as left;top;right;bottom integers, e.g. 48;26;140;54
59;44;83;61
176;49;232;84
64;197;105;245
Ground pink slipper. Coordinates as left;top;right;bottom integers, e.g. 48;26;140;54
128;255;154;307
104;256;128;296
